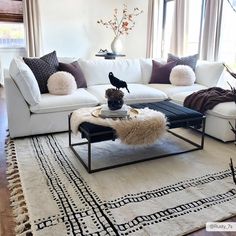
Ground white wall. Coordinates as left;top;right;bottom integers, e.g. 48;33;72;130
39;0;148;59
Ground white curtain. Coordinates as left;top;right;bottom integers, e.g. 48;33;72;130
23;0;42;57
199;0;223;61
146;0;163;58
169;0;189;56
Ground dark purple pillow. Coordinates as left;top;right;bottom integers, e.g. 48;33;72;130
149;60;177;84
59;61;87;88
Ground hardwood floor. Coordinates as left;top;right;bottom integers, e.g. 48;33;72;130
0;86;15;236
0;85;235;236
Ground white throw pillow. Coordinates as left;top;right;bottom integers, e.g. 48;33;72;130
170;65;196;86
195;61;224;87
47;71;77;95
78;59;142;86
9;58;41;105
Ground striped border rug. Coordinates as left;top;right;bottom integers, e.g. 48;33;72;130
5;132;236;236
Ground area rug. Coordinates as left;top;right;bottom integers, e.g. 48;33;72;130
5;132;236;236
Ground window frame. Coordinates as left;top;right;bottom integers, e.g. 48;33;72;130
0;0;23;23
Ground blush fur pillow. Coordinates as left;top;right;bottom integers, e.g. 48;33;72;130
47;71;77;95
170;65;196;86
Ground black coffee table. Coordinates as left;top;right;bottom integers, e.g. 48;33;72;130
69;101;206;173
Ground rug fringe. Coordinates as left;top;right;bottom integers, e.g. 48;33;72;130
5;136;33;236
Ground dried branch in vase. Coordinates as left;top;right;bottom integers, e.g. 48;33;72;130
97;4;143;37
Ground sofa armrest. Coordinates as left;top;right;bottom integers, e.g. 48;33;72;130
4;72;31;137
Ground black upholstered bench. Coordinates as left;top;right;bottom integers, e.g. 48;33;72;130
69;101;206;173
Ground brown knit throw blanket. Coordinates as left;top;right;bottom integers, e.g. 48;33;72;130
184;87;236;114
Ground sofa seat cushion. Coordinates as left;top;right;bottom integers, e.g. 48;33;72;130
207;102;236;119
170;91;236;119
148;83;207;97
30;89;99;114
87;84;168;104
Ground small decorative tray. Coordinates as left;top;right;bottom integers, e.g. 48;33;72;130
91;107;139;119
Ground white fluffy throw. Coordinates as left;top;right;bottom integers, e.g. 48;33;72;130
170;65;196;86
47;71;77;95
71;107;167;145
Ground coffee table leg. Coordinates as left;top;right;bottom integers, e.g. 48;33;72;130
88;139;92;173
201;117;206;149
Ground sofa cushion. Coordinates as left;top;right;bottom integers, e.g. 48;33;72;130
30;89;99;114
47;71;77;95
170;91;197;105
148;83;207;97
170;65;196;86
170;91;236;119
195;61;224;87
207;102;236;119
59;61;87;88
139;58;166;84
23;51;59;94
87;84;168;104
167;53;198;71
9;58;41;106
78;59;142;86
149;60;177;84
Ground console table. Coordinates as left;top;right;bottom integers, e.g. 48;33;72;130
95;53;125;60
69;101;205;173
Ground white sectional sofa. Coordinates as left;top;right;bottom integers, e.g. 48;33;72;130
4;57;236;142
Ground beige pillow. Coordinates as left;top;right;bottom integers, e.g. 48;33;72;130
47;72;76;95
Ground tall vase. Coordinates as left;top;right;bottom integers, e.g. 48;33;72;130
111;36;123;54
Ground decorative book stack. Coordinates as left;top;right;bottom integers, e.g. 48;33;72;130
100;104;129;118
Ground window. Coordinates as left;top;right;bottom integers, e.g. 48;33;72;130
0;0;24;48
186;0;202;55
162;0;174;57
218;0;236;67
0;22;25;48
162;0;203;58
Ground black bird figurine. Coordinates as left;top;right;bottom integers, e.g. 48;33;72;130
108;72;130;93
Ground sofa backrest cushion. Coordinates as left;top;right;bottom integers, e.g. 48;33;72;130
78;59;142;86
23;51;59;94
195;61;224;87
59;61;87;88
9;58;41;105
167;53;198;71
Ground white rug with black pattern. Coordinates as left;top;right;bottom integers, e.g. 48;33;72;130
6;132;236;236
